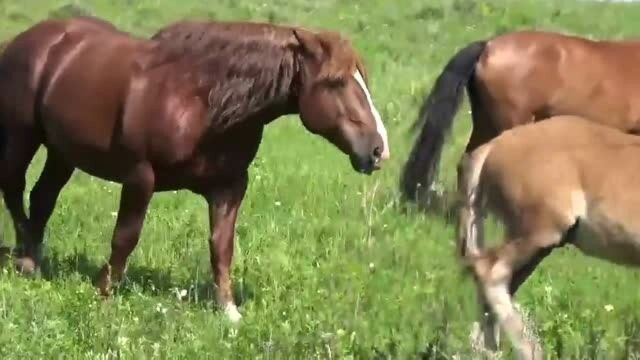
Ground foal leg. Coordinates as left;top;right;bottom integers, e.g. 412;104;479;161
509;247;553;296
204;173;248;323
0;131;40;263
469;238;550;357
96;164;155;295
472;237;553;360
16;150;74;271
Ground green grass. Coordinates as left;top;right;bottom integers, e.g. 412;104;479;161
2;0;640;358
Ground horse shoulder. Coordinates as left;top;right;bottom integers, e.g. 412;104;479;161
130;67;210;164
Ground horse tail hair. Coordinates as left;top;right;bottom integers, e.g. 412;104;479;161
456;143;492;261
400;40;487;204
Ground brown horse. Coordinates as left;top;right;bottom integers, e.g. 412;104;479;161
0;16;389;322
458;115;640;359
400;30;640;206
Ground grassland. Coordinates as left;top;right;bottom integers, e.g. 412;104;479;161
2;0;640;358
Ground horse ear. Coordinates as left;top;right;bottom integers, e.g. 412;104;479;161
293;29;324;60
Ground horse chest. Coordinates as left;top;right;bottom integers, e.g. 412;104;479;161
573;210;640;266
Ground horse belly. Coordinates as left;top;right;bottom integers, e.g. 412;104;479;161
45;139;134;182
573;210;640;267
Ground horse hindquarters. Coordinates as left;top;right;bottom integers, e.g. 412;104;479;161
0;20;72;264
465;151;586;359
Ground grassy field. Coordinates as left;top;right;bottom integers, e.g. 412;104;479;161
2;0;640;358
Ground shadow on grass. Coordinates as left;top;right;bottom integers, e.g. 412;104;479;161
396;188;460;226
346;310;458;359
11;249;255;311
622;315;640;359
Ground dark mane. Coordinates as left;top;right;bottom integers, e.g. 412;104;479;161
151;21;301;131
150;20;368;131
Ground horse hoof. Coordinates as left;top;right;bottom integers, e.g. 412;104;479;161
14;257;38;274
224;302;243;323
95;265;113;297
469;321;501;359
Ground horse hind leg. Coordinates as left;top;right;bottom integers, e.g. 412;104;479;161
456;81;498;217
16;149;74;271
0;127;41;271
470;223;568;360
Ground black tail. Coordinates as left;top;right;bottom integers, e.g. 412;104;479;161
400;41;487;205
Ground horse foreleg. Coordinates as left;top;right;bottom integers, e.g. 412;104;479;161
96;163;155;296
17;150;74;271
204;172;248;323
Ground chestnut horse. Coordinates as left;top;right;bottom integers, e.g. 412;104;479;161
401;30;640;206
458;115;640;359
0;16;389;322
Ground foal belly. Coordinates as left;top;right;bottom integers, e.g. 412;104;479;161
573;211;640;267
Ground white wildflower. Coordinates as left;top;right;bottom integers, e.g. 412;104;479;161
155;303;168;315
117;335;129;347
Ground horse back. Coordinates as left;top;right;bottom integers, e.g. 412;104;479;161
475;31;640;132
32;23;213;181
36;25;160;149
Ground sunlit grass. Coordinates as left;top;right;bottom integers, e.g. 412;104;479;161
1;0;640;358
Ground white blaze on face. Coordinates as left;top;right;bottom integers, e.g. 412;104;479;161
353;70;390;160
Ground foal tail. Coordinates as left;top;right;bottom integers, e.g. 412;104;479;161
456;143;492;260
400;41;487;204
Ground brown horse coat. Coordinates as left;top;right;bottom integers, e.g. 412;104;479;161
401;30;640;205
458;115;640;359
0;16;389;322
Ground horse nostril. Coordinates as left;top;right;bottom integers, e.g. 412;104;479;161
373;146;382;158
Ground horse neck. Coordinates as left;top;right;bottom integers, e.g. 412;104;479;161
191;44;302;135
